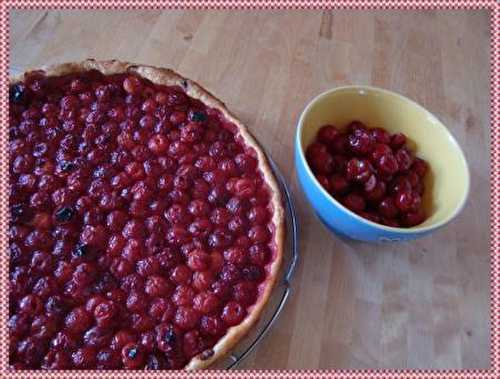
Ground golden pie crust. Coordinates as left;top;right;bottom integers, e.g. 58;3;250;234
10;59;285;370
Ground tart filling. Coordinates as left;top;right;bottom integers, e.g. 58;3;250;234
9;60;284;370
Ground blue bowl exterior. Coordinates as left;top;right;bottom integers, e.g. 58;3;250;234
294;142;436;242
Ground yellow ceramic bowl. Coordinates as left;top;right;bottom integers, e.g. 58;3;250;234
295;85;470;241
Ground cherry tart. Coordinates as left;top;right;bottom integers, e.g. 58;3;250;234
9;60;284;370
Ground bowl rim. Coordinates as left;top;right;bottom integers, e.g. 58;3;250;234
296;84;471;234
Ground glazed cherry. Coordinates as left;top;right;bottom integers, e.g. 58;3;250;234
317;124;339;144
234;153;257;173
247;206;268;225
391;133;407;149
377;153;399;176
345;158;372;183
389;176;412;195
18;294;43;314
343;193;366;213
402;208;426;226
358;211;381;224
248;225;270;243
173;285;196;307
94;300;118;328
148;134;169;155
233;178;256;198
306;143;333;175
364;178;386;202
170;110;187;125
249;244;270;266
192;271;215;291
348;128;373;155
174;306;201;330
242;265;264;281
187;249;211;272
42;350;71;369
136;256;160;277
96;348;119;369
148;298;174;323
221;301;246;326
395;147;413;172
329;174;349;194
394;190;421;213
123;76;143;95
83;326;112;348
183;330;206;358
412;157;428;177
64;307;92;334
371;143;392;162
170;264;192;285
200;315;225;336
110;330;136;352
378;197;399;218
126;291;149;312
315;175;330;192
180;122;203;143
144;276;171;297
228;215;248;234
122;343;145;369
233;281;257;306
131;314;156;335
223;246;248;267
370;127;391;144
72;346;98;369
188;199;210;217
193;292;220;314
80;225;107;248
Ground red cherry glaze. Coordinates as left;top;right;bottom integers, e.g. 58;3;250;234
306;121;429;227
9;70;277;370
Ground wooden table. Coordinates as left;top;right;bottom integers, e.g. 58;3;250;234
10;9;491;369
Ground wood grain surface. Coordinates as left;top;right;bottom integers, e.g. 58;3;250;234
9;9;491;369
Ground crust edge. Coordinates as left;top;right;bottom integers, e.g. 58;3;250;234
10;59;285;370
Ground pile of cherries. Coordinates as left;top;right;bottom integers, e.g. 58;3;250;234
9;70;275;369
306;121;429;227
